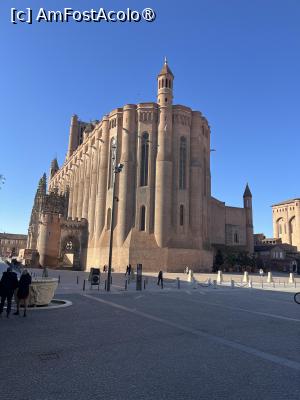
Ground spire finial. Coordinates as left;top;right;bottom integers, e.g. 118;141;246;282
164;56;168;65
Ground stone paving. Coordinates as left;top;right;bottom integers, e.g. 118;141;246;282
0;268;300;400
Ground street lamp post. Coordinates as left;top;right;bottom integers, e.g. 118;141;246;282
106;138;123;292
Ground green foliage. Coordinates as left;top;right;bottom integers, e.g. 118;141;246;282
0;174;5;189
225;252;237;267
215;250;224;267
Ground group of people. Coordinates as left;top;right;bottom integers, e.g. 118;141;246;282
0;267;32;318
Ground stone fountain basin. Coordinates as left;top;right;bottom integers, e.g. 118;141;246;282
28;278;58;307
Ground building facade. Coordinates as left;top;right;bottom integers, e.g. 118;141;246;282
26;60;254;272
272;199;300;251
0;233;27;258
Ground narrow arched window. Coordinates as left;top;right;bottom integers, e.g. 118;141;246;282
234;232;239;243
107;208;111;230
290;217;295;234
108;137;115;189
140;206;146;231
180;205;184;226
179;136;187;190
140;132;149;186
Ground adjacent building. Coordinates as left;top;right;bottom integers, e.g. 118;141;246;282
0;233;27;258
272;199;300;251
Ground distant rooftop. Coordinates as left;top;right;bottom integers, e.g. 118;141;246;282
272;198;300;207
0;233;27;240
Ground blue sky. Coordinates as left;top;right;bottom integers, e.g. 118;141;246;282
0;0;299;236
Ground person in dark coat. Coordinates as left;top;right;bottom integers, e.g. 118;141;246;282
14;269;32;317
157;270;163;288
0;266;19;318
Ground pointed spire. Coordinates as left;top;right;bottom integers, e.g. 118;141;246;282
51;158;59;171
243;183;252;198
158;57;174;77
50;158;59;179
37;173;47;195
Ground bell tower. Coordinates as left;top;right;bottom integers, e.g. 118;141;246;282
154;58;174;248
157;57;174;106
243;183;254;253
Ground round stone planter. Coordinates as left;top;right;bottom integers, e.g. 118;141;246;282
28;278;59;306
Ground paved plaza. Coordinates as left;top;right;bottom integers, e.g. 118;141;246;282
1;270;300;400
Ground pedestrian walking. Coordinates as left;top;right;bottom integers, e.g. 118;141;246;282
157;270;163;288
0;267;19;318
259;268;264;277
14;269;32;317
128;264;132;276
125;265;129;276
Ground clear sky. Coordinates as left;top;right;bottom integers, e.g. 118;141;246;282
0;0;299;236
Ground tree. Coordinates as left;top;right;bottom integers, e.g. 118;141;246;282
213;249;224;272
0;174;5;189
237;251;252;271
225;252;237;271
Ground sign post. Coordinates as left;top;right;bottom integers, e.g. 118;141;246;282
136;264;142;291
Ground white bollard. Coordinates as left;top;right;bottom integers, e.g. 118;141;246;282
242;271;249;283
188;270;193;282
213;279;217;289
289;273;294;284
267;272;273;283
231;279;235;289
217;270;223;284
208;277;211;286
193;278;197;289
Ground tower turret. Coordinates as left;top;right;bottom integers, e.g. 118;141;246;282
243;183;254;253
157;57;174;106
27;173;47;249
37;173;47;196
50;158;59;180
155;58;174;248
67;114;78;160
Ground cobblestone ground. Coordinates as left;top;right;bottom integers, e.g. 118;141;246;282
0;269;300;400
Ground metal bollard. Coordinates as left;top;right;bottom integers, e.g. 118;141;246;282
143;280;146;290
104;280;107;291
83;279;86;291
77;275;79;285
58;275;61;284
111;276;112;284
125;280;128;291
177;277;180;289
